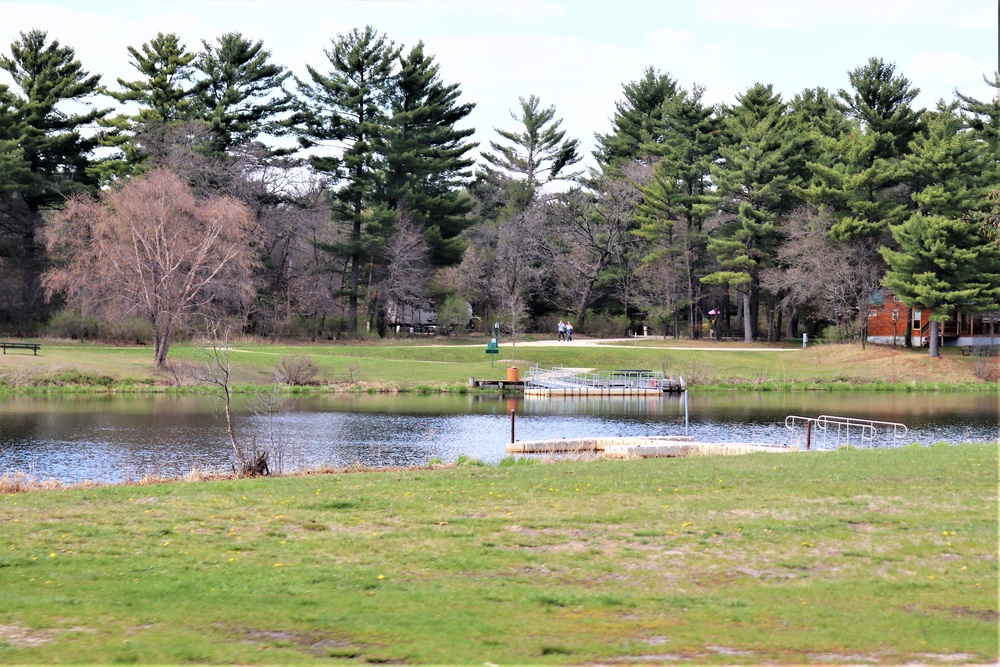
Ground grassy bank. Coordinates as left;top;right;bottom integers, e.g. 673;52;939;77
0;443;996;664
0;337;995;392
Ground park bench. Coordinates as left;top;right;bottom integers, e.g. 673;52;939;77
962;344;998;357
1;342;41;355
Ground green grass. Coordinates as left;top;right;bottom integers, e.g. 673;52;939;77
0;337;994;392
1;443;996;664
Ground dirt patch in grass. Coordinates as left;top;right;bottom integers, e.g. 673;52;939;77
0;624;94;647
939;606;1000;623
234;627;364;659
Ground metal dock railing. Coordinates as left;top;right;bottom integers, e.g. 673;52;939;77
524;365;685;396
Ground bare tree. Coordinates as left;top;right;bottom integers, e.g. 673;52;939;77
370;214;431;335
197;323;271;477
634;257;688;338
496;206;548;343
43;169;260;366
762;207;883;346
549;167;644;330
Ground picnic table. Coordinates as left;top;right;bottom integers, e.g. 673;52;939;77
962;344;998;357
1;342;41;355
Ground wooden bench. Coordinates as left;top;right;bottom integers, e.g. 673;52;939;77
963;345;998;357
1;342;41;355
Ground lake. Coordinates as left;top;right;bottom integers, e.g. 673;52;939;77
0;391;996;485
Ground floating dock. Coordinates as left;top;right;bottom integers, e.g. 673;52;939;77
506;436;790;458
524;366;685;396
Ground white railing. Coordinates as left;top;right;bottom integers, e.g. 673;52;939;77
785;414;908;450
525;365;679;390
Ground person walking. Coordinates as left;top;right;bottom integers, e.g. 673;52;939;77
566;321;573;341
557;320;566;341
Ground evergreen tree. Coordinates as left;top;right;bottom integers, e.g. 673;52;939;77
838;56;922;160
195;32;293;153
956;72;1000;181
883;100;1000;357
633;84;720;338
97;32;198;179
789;87;850;169
383;41;477;267
594;67;679;168
903;102;983;217
482;94;581;207
803;58;922;242
0;30;108;325
295;26;400;333
881;214;1000;357
108;32;197;123
705;84;809;341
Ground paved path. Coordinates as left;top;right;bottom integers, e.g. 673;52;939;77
475;337;800;352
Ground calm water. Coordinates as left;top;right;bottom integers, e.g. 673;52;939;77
0;392;996;484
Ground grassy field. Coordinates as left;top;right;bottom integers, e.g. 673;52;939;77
0;336;995;391
0;443;996;664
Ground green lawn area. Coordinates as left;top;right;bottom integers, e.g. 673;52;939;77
1;443;996;664
0;337;993;390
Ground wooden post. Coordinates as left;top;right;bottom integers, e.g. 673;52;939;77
806;420;812;451
510;409;516;444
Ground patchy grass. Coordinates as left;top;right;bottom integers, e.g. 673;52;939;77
0;443;996;664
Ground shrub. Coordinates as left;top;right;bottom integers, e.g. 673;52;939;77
48;308;100;340
274;355;319;386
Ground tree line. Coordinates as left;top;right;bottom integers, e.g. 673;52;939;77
1;26;998;365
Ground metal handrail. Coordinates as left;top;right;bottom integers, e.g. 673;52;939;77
785;414;908;450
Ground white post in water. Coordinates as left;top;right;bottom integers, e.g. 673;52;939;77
684;389;689;436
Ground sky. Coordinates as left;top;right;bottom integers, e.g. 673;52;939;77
1;0;997;169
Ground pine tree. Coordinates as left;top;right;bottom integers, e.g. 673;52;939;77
195;32;293;153
97;32;198;180
109;32;197;123
633;84;720;338
482;94;581;207
295;26;400;333
881;215;1000;357
838;56;922;160
0;30;109;325
883;101;1000;357
789;87;850;169
804;58;923;242
705;84;809;341
594;67;679;169
382;41;477;267
956;72;1000;181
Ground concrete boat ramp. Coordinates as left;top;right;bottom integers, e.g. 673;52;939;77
506;435;791;458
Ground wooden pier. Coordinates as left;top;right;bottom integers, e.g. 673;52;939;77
506;436;790;458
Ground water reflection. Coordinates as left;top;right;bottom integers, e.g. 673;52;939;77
0;392;996;484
